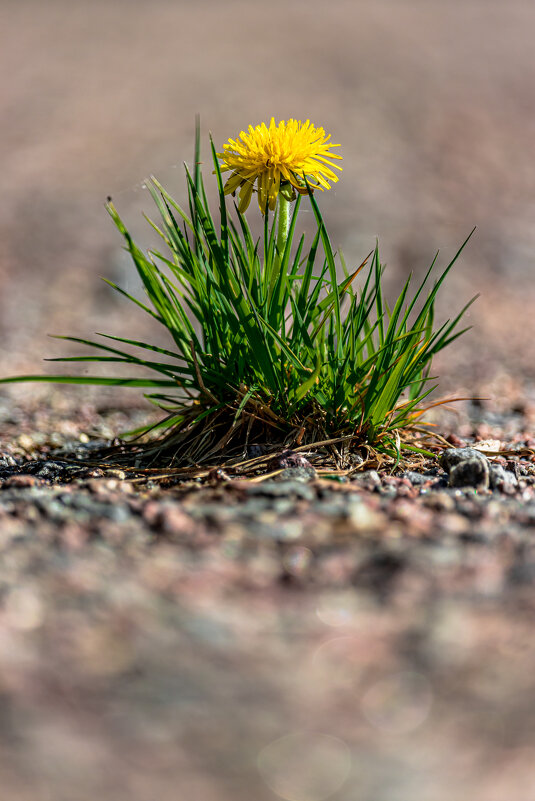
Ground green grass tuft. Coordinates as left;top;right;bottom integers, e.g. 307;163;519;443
1;123;475;467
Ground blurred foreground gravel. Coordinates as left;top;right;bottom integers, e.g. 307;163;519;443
2;396;535;800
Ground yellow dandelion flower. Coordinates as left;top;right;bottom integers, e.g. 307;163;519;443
218;118;342;214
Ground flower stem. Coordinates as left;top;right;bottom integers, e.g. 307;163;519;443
269;191;294;302
276;193;291;260
271;193;292;297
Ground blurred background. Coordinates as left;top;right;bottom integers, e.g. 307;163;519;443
2;3;535;801
2;0;535;399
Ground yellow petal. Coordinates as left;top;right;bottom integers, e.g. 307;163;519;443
268;168;280;209
238;179;254;213
223;172;244;195
257;171;269;214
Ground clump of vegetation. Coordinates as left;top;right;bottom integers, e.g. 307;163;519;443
1;119;475;468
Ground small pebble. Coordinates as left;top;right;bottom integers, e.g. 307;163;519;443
449;458;490;489
276;466;317;483
440;447;489;472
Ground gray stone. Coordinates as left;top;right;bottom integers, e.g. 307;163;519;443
352;470;381;488
244;480;316;502
449;457;490;489
276;466;317;483
34;461;67;480
503;470;519;489
401;471;428;485
440;447;489;472
489;464;518;492
488;463;506;489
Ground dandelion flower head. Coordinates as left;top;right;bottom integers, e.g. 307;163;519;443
218;118;342;213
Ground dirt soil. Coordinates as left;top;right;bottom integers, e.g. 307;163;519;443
2;2;535;800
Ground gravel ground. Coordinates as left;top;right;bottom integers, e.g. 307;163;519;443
2;396;535;801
